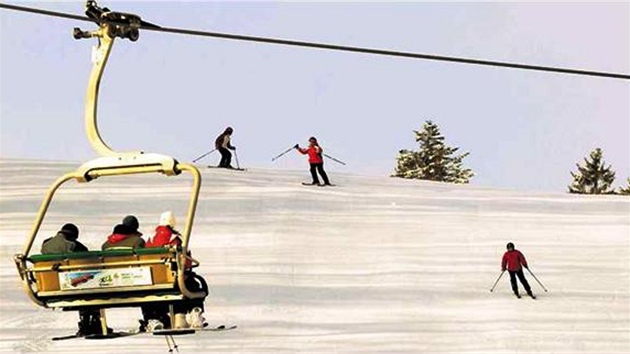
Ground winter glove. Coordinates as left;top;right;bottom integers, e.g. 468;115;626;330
294;144;299;149
501;268;506;272
524;264;529;269
230;146;236;151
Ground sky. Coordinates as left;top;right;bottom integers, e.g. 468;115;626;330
1;1;628;192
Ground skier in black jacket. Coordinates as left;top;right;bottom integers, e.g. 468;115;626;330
214;127;236;168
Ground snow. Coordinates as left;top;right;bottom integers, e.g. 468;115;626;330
1;159;628;353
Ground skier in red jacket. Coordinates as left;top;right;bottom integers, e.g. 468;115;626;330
295;136;331;186
501;242;535;299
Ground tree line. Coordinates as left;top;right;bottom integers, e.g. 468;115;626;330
392;120;630;195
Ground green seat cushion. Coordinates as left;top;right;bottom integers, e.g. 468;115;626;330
29;247;172;263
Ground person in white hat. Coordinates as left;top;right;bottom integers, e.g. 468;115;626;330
146;211;181;247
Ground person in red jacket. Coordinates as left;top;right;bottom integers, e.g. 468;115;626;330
501;242;535;299
295;136;331;186
146;211;182;247
143;211;209;329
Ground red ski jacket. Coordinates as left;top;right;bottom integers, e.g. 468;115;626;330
298;146;323;164
502;250;528;271
146;226;181;247
146;226;193;269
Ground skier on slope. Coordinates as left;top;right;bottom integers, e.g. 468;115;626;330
295;136;332;186
501;242;536;299
214;127;236;169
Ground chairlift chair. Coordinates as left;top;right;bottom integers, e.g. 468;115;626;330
13;1;205;335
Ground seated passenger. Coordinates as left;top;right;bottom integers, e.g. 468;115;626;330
40;224;103;336
41;223;88;253
146;211;181;247
143;212;209;329
101;215;145;250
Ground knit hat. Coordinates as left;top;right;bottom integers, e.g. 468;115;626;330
60;223;79;240
122;215;139;232
158;211;176;228
506;242;515;250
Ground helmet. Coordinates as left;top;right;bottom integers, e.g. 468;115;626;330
122;215;139;232
60;223;79;240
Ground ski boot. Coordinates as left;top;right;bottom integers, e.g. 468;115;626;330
186;307;207;329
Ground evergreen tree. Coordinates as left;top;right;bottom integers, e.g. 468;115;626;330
568;148;616;194
392;120;473;183
618;178;630;196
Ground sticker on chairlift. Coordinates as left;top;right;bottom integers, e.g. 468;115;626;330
59;267;152;290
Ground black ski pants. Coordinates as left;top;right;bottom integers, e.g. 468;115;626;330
310;163;330;185
78;308;102;335
142;272;209;328
508;269;532;295
218;148;232;168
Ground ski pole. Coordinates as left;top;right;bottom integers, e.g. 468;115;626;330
525;267;548;292
234;149;241;170
489;270;505;292
271;145;297;162
164;334;172;353
192;149;216;163
323;153;346;165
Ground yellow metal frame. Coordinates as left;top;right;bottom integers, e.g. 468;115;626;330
13;161;205;308
85;25;118;156
14;11;206;313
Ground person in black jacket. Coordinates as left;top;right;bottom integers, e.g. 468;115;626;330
214;127;236;168
41;224;104;336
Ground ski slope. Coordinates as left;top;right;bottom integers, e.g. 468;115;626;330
1;159;628;353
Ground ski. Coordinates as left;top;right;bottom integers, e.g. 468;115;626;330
52;334;84;341
207;166;247;171
85;331;139;340
52;331;138;341
152;328;195;336
152;324;237;336
302;182;336;187
205;324;237;332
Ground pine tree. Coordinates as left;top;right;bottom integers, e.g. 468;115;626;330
568;148;616;194
618;178;630;195
392;120;474;183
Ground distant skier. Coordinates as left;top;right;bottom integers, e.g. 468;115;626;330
296;136;332;186
215;127;236;168
41;224;104;336
501;242;536;299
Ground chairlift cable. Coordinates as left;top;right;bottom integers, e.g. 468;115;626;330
1;2;629;80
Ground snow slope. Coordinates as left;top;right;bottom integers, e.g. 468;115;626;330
1;159;628;353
